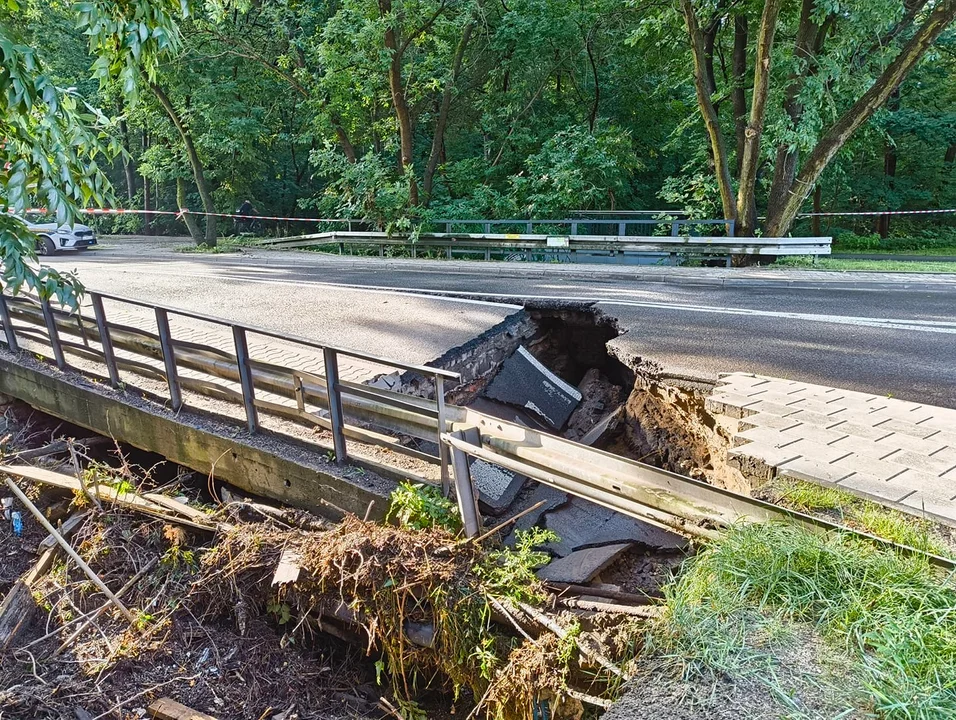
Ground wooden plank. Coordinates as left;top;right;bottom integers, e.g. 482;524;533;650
0;547;58;650
147;698;218;720
0;465;217;531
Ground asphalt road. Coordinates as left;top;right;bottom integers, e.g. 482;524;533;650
45;237;956;408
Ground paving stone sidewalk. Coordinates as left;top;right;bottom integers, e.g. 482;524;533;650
708;372;956;525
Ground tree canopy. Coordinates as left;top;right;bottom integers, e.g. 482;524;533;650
3;0;956;259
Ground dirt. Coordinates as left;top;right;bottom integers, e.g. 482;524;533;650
563;368;623;443
597;549;687;599
604;372;749;493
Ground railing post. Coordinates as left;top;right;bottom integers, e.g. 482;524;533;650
293;372;305;413
671;221;680;236
0;294;18;353
727;219;735;237
323;347;347;465
435;374;450;497
571;222;578;236
90;294;120;387
154;308;182;411
448;429;481;538
526;221;533;233
232;326;259;433
40;298;67;370
618;222;626;237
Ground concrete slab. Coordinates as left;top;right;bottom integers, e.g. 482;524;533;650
485;346;582;429
543;497;686;557
537;543;634;584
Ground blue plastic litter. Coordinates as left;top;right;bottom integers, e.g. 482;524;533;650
11;511;23;537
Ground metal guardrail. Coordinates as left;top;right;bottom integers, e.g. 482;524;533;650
0;288;950;569
255;231;832;265
433;217;735;237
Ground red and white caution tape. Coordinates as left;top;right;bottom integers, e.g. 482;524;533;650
799;208;956;218
10;208;352;223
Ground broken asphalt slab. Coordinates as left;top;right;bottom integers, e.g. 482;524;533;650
544;497;687;557
485;346;582;429
537;543;634;584
470;459;527;515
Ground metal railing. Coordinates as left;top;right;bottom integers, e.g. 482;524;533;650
0;290;460;491
0;287;952;568
433;217;734;237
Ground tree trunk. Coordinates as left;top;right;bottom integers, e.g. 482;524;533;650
764;0;956;237
877;142;898;237
149;82;218;246
681;0;736;223
423;19;476;203
766;0;828;230
380;0;419;207
142;132;152;236
811;185;822;236
732;15;748;173
735;0;783;236
176;177;203;242
117;111;137;202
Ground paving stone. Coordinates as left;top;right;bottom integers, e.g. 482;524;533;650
900;490;956;525
470;460;527;516
544;497;686;558
775;439;854;465
872;418;942;440
831;455;908;483
537;543;635;584
887;468;956;499
777;457;853;485
837;472;915;503
785;409;843;426
874;432;947;456
785;397;850;416
743;400;804;418
824;420;897;442
738;413;804;432
882;450;956;477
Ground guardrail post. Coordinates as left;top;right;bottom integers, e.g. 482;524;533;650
154;308;183;411
671;221;680;236
232;326;259;432
293;372;305;412
526;221;533;233
90;294;120;387
40;298;67;370
323;347;347;465
618;221;625;237
571;222;578;236
435;375;451;497
727;219;735;237
448;429;481;538
0;294;18;352
483;222;490;234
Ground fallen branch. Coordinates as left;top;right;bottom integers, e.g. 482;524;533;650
473;500;547;544
515;600;626;679
555;596;663;618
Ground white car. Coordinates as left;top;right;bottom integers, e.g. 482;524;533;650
13;215;98;255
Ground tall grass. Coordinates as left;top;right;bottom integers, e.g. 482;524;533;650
657;523;956;719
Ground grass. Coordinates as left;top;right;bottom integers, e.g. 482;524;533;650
771;256;956;273
653;522;956;719
173;235;250;254
835;246;956;257
768;478;951;557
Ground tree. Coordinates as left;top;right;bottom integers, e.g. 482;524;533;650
680;0;956;236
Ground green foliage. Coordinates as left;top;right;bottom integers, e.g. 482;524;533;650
475;527;557;604
0;17;113;306
773;478;950;557
387;481;462;532
658;522;956;720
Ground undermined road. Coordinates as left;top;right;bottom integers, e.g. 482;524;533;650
45;236;956;408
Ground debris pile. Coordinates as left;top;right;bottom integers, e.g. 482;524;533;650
0;408;664;720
